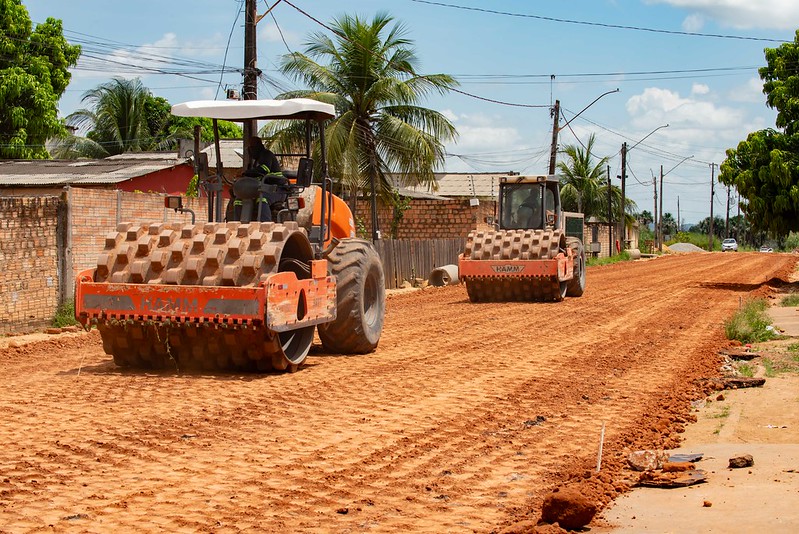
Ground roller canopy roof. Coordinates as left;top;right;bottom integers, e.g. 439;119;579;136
171;98;335;121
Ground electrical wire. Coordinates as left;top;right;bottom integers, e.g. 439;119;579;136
280;0;551;109
409;0;788;43
215;0;245;99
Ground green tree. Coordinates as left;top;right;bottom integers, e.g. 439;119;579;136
637;210;653;228
690;216;726;238
265;12;458;226
51;79;242;158
0;0;80;158
556;133;611;218
719;29;799;236
65;77;153;155
661;212;678;236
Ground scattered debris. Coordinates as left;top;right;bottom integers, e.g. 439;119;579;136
540;487;597;530
638;469;707;488
718;348;759;361
523;416;547;427
703;501;713;508
336;507;349;515
668;453;703;463
662;461;695;473
729;454;754;469
707;377;767;390
628;450;669;472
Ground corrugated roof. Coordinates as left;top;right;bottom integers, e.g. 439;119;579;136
393;173;511;199
0;155;187;187
201;139;244;169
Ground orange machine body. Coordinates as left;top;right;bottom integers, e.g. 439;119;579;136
75;259;336;332
459;250;574;281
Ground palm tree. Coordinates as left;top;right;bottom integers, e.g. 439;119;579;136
637;210;654;228
265;12;458;237
64;77;156;156
661;212;678;237
556;133;610;219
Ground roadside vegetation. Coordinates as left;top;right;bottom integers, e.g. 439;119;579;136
780;293;799;307
52;300;79;328
759;343;799;377
587;250;631;267
724;298;779;344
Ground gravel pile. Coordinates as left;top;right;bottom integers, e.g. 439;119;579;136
666;242;707;253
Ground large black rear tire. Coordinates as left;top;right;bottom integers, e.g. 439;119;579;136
318;239;386;354
565;237;586;297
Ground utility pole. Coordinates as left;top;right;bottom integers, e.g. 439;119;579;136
652;171;658;250
548;100;560;175
658;165;664;252
620;142;627;252
677;196;681;234
243;0;259;164
725;185;730;237
607;165;613;258
709;163;716;250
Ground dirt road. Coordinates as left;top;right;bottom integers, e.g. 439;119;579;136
0;252;795;533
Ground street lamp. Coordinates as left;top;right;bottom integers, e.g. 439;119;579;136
548;88;620;174
619;124;669;252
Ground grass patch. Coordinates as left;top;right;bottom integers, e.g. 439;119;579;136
780;293;799;307
711;404;731;419
52;300;79;328
724;298;779;344
711;404;731;435
587;250;631;267
762;356;799;377
736;363;755;378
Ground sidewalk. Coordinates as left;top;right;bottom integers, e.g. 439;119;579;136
594;309;799;533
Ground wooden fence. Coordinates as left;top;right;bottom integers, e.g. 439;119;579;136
372;238;466;289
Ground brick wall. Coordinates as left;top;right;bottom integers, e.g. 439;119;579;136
0;196;62;334
68;188;209;279
355;198;497;239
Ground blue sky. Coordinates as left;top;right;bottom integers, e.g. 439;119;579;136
23;0;799;225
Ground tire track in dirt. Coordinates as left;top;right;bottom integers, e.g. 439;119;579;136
0;253;795;533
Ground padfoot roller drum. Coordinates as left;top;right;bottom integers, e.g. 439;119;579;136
84;220;323;372
460;229;569;302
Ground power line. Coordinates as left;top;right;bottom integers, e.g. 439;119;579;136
280;0;551;109
409;0;788;43
215;0;245;99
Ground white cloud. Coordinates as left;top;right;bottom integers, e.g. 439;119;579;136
647;0;799;30
259;23;300;45
691;83;710;95
627;87;743;131
440;108;458;122
682;13;705;31
727;77;766;103
623;86;759;170
441;111;543;172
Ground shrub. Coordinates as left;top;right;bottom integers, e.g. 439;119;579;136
724;298;778;344
52;300;79;328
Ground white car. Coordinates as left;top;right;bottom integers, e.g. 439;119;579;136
721;238;738;252
759;245;774;253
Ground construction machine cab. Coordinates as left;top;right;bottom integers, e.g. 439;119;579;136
498;175;561;231
171;98;348;253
